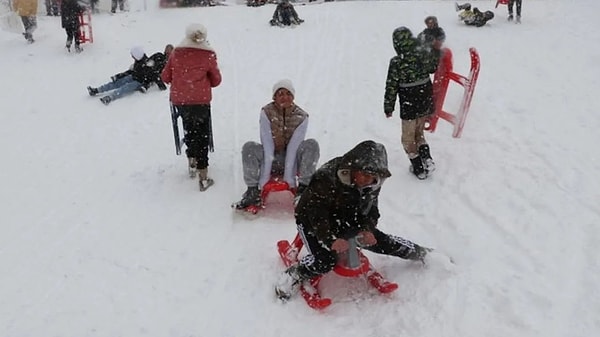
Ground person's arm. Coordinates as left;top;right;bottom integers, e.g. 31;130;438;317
383;58;400;116
283;117;308;187
207;52;222;87
160;54;173;84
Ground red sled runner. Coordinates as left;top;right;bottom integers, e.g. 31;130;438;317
277;234;398;310
426;47;480;138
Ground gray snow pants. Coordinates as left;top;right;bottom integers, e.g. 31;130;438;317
241;138;319;188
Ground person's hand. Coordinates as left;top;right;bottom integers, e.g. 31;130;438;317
357;231;377;246
385;111;393;118
331;239;349;253
432;39;443;50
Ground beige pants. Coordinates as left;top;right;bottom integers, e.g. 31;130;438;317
401;116;429;158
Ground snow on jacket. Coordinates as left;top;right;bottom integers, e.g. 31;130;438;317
13;0;38;16
61;0;84;30
295;140;392;247
161;47;222;105
383;27;440;115
258;102;309;188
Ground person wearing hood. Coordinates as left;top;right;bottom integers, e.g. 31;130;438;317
275;140;430;300
232;79;320;210
417;16;445;51
161;24;222;191
86;46;160;105
383;27;441;180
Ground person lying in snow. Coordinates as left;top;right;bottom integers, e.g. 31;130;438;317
87;46;169;105
456;2;495;27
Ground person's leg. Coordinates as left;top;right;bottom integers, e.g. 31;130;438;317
365;228;428;262
111;0;118;12
516;0;522;17
105;78;142;100
508;0;515;19
296;139;320;187
182;105;212;170
97;74;133;93
241;141;263;187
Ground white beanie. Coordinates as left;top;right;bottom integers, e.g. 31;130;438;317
130;46;145;61
272;79;295;98
179;23;214;51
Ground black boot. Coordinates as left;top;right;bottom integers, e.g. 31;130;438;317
235;186;261;209
418;144;436;173
409;156;427;180
87;86;99;96
455;2;471;11
100;96;112;105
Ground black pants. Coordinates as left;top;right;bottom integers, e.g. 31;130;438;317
65;23;80;46
175;104;214;169
295;224;423;279
111;0;125;12
398;81;434;120
508;0;522;16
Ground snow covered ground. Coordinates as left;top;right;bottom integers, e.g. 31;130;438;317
1;1;599;336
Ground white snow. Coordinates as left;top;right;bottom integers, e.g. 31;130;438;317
1;1;599;337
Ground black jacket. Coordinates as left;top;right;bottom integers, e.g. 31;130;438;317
295;141;392;247
61;0;84;30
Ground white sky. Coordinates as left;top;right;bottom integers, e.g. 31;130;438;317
1;1;599;337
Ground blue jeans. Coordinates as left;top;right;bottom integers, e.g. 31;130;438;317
98;75;142;101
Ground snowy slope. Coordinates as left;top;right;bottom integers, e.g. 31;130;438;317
1;1;599;337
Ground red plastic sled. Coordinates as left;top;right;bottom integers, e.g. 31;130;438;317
426;47;480;138
495;0;509;8
78;10;93;44
243;177;295;215
277;234;398;310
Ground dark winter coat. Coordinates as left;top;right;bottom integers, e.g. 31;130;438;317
295;140;392;248
111;52;168;89
417;27;446;49
61;0;84;30
383;27;440;118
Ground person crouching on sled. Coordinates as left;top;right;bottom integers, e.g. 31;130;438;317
275;140;430;300
233;79;320;210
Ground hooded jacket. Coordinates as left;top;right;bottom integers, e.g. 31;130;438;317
383;27;441;115
295;140;392;248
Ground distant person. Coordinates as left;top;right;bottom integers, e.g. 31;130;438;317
61;0;85;53
111;0;126;13
383;27;441;180
12;0;38;43
270;0;304;27
232;79;320;210
45;0;60;16
456;3;495;27
417;16;445;51
161;24;222;191
505;0;522;23
87;46;164;105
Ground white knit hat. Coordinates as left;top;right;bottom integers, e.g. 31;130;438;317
179;23;214;51
272;79;295;98
130;46;145;61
